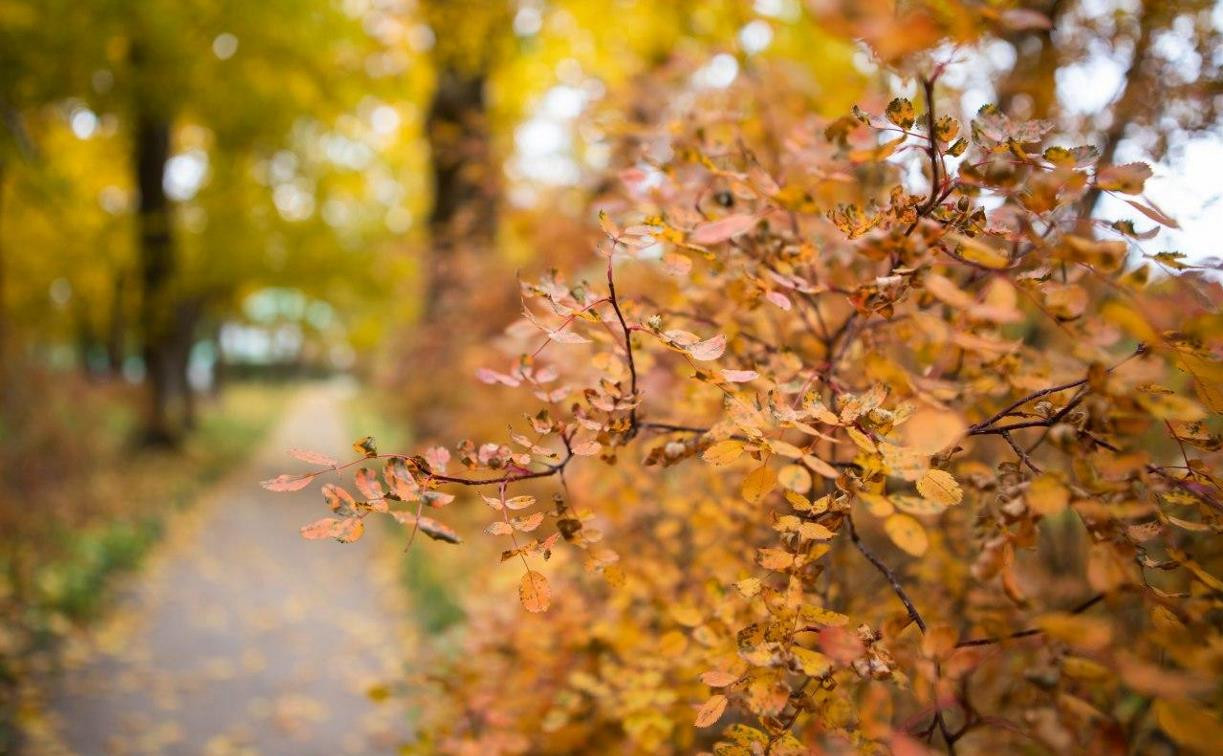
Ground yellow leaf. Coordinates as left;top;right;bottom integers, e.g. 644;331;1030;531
900;405;966;454
846;426;877;453
1035;612;1111;651
778;464;813;493
802;453;840;479
792;647;832;677
757;547;795;571
769;439;805;458
703;439;744;467
917;469;962;506
1026;474;1068;516
694;694;728;728
741;466;778;504
884;513;928;557
858;492;895;518
892;495;946;516
736;578;762;598
1154;699;1223;751
800;605;849;627
519;570;551;613
799;522;835;541
948;233;1011;269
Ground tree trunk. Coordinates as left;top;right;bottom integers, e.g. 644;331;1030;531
134;110;178;446
407;67;499;438
0;160;8;414
171;298;202;430
996;0;1066;120
421;68;495;325
106;270;126;376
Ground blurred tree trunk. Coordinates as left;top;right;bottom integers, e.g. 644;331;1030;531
422;68;495;324
0;160;7;410
410;66;497;437
134;109;178;446
996;0;1066;120
106;270;126;376
170;297;202;430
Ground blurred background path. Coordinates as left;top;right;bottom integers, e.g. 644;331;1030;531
30;382;410;755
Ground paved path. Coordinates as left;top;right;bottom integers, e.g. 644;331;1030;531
34;383;411;755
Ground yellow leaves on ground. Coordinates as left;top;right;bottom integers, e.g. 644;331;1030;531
916;469;962;507
702;439;744;467
519;570;551;613
694;693;729;727
741;466;778;504
884;513;928;557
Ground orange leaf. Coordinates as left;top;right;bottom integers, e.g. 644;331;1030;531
741;466;778;504
694;694;728;728
519;570;551;613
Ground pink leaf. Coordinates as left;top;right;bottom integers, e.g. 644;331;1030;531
690;214;758;245
261;473;316;492
722;369;759;383
289;449;338;467
687;334;727;361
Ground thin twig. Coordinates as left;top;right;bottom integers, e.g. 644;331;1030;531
955;594;1105;648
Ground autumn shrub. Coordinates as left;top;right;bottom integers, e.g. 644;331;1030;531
269;30;1223;756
